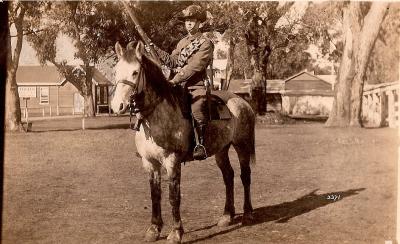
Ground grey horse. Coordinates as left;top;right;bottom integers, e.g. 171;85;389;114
111;41;256;244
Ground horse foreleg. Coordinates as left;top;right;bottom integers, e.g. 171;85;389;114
166;162;183;244
215;146;235;227
145;166;163;242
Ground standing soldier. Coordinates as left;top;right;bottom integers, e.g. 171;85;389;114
148;5;214;160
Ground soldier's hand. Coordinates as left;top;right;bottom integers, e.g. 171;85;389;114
168;79;179;87
144;43;154;53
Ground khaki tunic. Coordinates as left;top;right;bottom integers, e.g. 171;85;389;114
155;32;214;88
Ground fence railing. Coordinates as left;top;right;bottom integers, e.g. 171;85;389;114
362;81;399;128
20;106;84;118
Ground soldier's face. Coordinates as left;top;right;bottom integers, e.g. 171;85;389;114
185;18;200;35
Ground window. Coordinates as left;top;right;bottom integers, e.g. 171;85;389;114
39;87;49;104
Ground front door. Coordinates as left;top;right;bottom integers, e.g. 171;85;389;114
73;93;84;113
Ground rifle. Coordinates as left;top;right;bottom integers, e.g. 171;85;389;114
119;0;162;66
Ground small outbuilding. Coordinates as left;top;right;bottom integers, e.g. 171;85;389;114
281;71;335;117
17;65;113;117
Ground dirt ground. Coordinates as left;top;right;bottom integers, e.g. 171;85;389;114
2;116;398;244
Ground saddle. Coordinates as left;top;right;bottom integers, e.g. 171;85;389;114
204;90;233;121
173;87;233;121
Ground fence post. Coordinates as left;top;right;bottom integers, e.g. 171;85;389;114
366;94;372;124
388;90;395;128
49;106;52;117
379;91;387;127
42;107;45;117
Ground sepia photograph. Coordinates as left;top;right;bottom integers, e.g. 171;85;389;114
1;1;399;243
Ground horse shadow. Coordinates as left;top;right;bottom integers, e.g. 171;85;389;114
30;123;131;133
183;188;365;244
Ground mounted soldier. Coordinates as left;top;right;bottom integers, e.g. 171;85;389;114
112;4;256;241
147;5;213;160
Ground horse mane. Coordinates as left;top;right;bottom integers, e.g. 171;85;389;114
122;48;177;109
141;54;178;109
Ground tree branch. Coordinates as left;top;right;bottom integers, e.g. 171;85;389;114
9;28;46;37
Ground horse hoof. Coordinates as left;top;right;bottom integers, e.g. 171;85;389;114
217;214;232;227
144;225;160;242
166;228;183;244
242;212;255;226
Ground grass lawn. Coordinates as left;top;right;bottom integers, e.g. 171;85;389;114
2;116;398;244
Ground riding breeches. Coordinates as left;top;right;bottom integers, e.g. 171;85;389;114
190;89;208;126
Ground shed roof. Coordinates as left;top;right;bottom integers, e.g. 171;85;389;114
283;70;332;86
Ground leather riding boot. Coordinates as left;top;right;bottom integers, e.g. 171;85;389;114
193;124;207;160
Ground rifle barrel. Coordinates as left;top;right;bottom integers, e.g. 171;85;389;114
119;0;161;65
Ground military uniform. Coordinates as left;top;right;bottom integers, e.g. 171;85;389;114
151;4;212;160
154;32;213;125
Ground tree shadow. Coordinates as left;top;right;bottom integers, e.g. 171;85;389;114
183;188;365;244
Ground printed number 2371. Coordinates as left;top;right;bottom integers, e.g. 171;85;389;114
327;194;341;201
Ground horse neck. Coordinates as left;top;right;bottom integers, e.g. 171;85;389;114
144;91;188;131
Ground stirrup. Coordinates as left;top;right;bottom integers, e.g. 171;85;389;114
193;144;207;160
130;119;142;131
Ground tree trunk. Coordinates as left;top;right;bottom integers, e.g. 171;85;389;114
349;2;389;126
246;16;267;115
83;66;95;117
326;2;389;127
224;37;235;90
5;67;24;132
5;6;25;132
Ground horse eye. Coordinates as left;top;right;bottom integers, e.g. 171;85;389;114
132;71;138;77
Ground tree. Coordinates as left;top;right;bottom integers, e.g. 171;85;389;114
1;1;9;135
27;2;126;117
27;2;192;116
365;3;400;84
326;2;389;127
6;1;43;131
207;2;313;114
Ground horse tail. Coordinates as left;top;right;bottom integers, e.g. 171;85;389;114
249;120;256;166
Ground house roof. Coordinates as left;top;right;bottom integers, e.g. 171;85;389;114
16;65;112;86
16;66;65;86
317;75;336;85
283;70;332;86
227;79;284;94
228;79;252;94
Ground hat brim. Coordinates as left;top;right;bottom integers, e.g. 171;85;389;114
177;14;207;23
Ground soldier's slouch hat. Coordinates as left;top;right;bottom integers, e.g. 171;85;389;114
178;5;207;22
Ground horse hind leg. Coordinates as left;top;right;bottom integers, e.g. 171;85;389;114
233;143;254;226
144;162;163;242
215;145;235;227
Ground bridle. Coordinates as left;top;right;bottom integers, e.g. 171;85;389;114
114;64;164;129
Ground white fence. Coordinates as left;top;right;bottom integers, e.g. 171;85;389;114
362;81;399;128
21;106;83;118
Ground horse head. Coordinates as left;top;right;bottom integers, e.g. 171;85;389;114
111;41;175;115
111;41;145;114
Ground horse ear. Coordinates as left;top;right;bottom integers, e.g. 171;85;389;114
135;41;144;61
115;42;125;59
